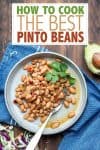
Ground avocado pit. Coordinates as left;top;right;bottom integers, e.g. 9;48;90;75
92;52;100;69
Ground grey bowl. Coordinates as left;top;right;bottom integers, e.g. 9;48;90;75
5;52;87;135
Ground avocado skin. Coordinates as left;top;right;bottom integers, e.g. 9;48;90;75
85;44;100;75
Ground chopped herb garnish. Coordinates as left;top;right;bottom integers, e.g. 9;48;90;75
51;75;59;83
49;61;61;71
45;72;52;81
69;76;76;85
52;70;59;76
49;61;68;72
58;72;67;78
60;63;68;71
45;60;76;85
45;71;59;83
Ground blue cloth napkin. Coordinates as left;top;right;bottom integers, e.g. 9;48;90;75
59;74;100;150
0;43;48;125
0;44;100;150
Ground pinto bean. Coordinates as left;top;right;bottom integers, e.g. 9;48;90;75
20;105;26;112
66;98;72;103
36;98;41;105
24;113;29;119
68;87;76;94
53;103;59;108
27;117;34;122
26;94;32;100
58;92;65;99
40;116;47;123
51;122;60;128
64;101;70;108
46;102;52;108
14;98;22;105
71;98;77;104
68;111;75;118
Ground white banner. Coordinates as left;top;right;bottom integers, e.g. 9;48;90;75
12;3;88;45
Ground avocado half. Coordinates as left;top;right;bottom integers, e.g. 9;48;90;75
85;44;100;75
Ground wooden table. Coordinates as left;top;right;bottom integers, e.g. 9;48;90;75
0;0;100;150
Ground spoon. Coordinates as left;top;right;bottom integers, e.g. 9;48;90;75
26;102;63;150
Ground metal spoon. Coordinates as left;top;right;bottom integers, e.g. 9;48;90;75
26;102;63;150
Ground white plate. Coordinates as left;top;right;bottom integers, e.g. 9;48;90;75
5;52;87;135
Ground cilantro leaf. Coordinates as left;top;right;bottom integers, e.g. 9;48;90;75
51;70;59;75
60;63;68;72
49;61;68;72
51;75;59;83
49;61;61;71
45;72;52;81
45;71;59;83
69;76;76;85
59;72;67;78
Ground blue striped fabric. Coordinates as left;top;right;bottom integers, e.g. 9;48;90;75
0;43;48;125
59;73;100;150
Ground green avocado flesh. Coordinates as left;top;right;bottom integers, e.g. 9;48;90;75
85;44;100;74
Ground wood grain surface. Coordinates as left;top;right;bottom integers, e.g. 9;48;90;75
0;0;100;150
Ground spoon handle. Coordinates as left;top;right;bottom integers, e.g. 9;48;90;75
26;112;53;150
